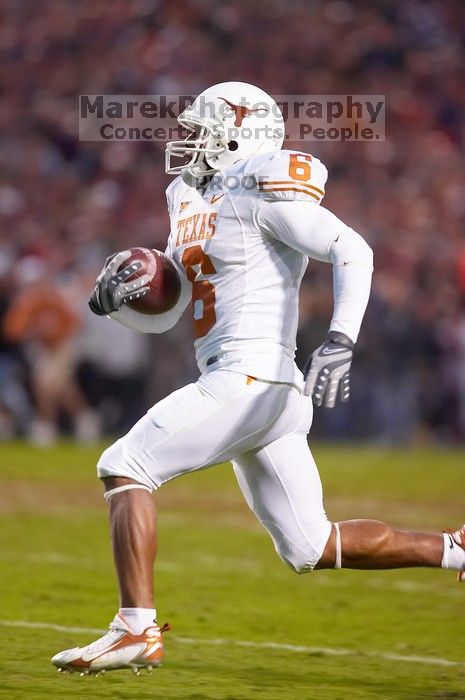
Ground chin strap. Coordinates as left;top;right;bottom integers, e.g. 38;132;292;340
334;522;342;569
104;484;152;503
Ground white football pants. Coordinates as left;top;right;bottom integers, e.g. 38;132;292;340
97;369;332;571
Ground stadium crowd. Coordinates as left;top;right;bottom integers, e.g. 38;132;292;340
0;0;464;444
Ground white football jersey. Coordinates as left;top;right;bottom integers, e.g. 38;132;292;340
165;150;329;386
111;148;372;385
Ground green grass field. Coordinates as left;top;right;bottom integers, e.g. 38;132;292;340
1;441;464;699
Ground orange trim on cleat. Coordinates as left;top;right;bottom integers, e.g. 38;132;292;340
51;615;170;674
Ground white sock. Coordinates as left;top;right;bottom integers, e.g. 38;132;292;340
119;607;157;634
441;533;465;570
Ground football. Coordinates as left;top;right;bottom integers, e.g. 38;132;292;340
118;247;181;315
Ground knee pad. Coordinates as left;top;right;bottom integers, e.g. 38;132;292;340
275;542;314;575
96;437;154;490
268;518;332;574
96;440;124;479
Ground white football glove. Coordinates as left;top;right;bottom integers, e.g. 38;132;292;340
88;251;151;316
303;331;354;408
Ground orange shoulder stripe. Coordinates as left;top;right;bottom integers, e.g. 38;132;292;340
258;186;321;201
258;180;325;197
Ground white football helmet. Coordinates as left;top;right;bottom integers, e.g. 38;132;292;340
165;81;285;184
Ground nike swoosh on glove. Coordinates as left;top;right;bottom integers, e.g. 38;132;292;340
303;331;354;407
88;251;151;316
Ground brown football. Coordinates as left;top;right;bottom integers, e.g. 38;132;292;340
118;247;181;315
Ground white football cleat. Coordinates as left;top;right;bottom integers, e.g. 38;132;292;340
444;525;465;582
51;614;170;675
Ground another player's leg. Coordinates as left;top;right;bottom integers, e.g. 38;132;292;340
233;433;465;578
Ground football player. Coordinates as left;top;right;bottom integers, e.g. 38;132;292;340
52;82;465;675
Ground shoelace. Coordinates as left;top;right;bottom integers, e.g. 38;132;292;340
108;622;128;634
84;626;127;655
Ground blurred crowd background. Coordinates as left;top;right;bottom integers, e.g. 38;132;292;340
0;0;464;445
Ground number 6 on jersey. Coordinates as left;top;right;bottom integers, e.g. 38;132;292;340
181;245;217;338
